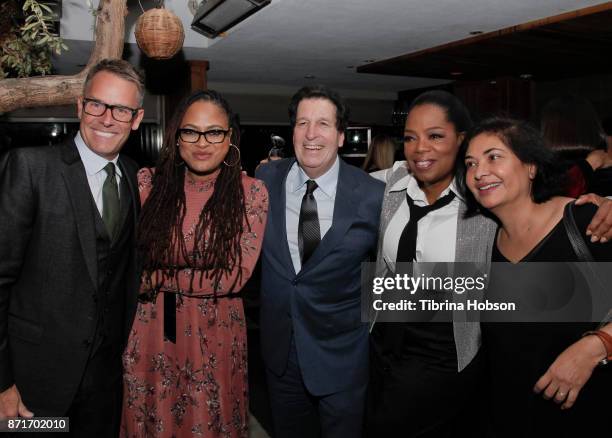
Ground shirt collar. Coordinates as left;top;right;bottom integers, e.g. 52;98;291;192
74;131;122;177
387;162;463;203
290;155;340;198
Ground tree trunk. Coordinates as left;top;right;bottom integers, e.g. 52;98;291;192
0;0;127;114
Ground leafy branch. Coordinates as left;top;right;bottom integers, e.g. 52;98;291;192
0;0;68;79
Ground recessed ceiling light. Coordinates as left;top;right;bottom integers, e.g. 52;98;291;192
304;74;315;79
520;73;532;79
450;71;463;76
469;31;483;35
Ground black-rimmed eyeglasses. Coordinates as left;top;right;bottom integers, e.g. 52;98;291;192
82;98;140;123
178;128;230;144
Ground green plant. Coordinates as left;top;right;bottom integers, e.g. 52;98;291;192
0;0;68;78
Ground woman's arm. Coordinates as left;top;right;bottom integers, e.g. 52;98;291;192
534;203;611;409
575;195;612;243
533;323;611;410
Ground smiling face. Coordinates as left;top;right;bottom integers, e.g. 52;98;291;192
403;104;464;198
178;100;231;180
77;71;144;160
464;132;535;211
293;98;344;179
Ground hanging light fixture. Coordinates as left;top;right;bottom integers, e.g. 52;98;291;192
135;1;185;59
191;0;271;38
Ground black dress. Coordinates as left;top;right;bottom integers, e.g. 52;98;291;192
483;203;612;438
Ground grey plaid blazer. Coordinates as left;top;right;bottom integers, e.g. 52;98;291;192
369;161;497;372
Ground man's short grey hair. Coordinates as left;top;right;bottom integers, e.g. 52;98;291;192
83;59;145;106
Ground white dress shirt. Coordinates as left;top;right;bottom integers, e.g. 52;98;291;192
372;161;461;268
285;157;339;273
74;131;122;216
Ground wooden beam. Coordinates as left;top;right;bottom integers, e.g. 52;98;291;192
0;0;127;114
190;60;209;92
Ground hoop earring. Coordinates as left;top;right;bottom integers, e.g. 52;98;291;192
223;144;241;167
175;141;185;167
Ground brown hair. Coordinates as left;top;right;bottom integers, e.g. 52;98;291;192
540;95;606;159
362;134;395;171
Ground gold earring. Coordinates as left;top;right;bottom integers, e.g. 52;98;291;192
529;167;536;179
223;144;241;167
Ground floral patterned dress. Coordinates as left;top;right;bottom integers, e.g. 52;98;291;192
121;168;268;438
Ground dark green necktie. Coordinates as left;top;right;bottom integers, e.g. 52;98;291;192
102;162;120;239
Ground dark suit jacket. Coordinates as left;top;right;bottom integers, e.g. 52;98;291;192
256;158;384;395
0;139;140;415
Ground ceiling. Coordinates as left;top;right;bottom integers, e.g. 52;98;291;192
358;3;612;81
56;0;611;99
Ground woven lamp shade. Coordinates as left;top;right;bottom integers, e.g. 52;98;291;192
135;7;185;60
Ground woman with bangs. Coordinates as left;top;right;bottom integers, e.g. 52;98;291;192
540;95;612;197
460;117;612;437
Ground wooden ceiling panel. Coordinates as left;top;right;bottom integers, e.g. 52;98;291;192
358;4;612;81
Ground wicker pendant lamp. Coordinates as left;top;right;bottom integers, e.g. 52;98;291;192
135;1;185;59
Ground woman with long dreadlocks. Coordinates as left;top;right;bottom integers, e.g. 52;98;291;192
121;90;268;438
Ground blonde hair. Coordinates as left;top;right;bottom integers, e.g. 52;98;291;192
362;134;395;171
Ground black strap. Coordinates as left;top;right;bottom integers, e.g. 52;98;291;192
164;292;176;344
563;201;594;262
562;201;612;327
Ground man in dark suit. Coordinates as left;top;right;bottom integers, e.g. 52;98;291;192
256;85;384;437
0;59;144;436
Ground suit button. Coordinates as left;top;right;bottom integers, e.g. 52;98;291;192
82;339;91;347
91;294;98;302
291;279;298;285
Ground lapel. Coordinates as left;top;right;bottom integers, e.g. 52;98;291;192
270;158;298;277
373;164;410;277
59;139;98;290
453;202;497;264
297;159;357;277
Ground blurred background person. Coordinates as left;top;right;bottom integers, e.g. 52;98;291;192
121;90;268;438
540;95;612;196
362;134;396;173
268;133;286;160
